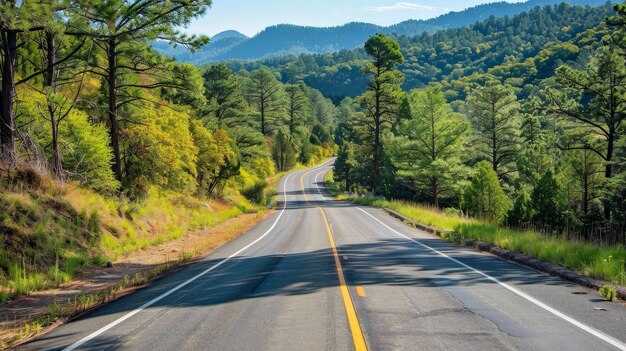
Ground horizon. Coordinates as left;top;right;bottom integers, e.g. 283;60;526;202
185;0;525;37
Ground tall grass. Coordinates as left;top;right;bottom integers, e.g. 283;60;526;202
344;196;626;286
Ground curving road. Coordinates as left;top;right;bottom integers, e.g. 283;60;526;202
18;160;626;350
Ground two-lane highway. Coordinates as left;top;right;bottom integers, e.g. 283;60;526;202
19;160;626;350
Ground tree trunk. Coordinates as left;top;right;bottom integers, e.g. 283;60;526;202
107;39;123;182
44;31;63;179
604;133;614;221
432;178;439;209
0;29;18;163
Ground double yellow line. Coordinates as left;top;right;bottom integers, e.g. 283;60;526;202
301;170;368;351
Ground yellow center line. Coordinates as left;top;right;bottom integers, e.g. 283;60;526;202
300;170;367;351
356;287;366;297
319;208;368;351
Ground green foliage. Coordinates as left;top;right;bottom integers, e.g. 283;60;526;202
599;285;617;302
246;67;285;135
353;34;405;194
58;111;120;193
389;86;468;207
531;171;569;228
230;3;613;99
240;179;268;204
271;130;297;172
543;45;626;221
462;161;510;223
333;142;357;191
123;107;198;198
191;121;240;196
467;81;520;181
506;191;533;227
202;64;247;128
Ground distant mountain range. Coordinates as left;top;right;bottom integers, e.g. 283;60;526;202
154;0;609;64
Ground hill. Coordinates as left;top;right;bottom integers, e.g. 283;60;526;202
227;2;613;101
212;30;248;42
153;0;609;63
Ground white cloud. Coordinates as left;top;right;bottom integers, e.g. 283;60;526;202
366;2;435;13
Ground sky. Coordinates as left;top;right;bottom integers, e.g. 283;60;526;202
184;0;525;37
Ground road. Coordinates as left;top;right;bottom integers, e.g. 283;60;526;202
19;160;626;351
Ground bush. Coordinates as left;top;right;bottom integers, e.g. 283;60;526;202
531;170;568;228
506;191;532;227
462;161;510;223
240;180;268;204
599;285;617;302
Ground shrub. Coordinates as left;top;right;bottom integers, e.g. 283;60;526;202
462;161;510;223
599;285;617;302
241;180;268;204
506;191;532;227
531;170;568;228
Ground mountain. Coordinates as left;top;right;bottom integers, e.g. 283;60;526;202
153;0;609;63
211;30;248;42
229;2;613;102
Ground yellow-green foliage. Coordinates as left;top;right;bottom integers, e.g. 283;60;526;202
599;285;617;302
351;197;473;231
64;185;247;257
124;106;199;197
0;168;259;301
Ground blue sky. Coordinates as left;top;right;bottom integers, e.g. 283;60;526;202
184;0;524;37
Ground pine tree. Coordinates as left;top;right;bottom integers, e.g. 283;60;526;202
389;86;468;207
467;80;521;182
354;34;404;194
462;161;510;223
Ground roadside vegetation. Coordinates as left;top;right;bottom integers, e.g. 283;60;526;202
0;0;336;303
328;172;626;286
329;4;626;270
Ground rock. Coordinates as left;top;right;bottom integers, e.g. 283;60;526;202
106;261;113;268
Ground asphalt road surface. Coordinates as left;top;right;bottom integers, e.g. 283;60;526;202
19;160;626;351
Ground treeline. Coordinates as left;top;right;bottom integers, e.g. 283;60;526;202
334;3;626;245
0;0;335;202
228;2;614;102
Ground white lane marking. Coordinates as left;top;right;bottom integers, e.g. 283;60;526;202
62;162;333;351
356;207;626;351
313;172;327;201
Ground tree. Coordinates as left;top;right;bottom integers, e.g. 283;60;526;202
247;68;284;135
190;120;239;196
564;147;604;232
389;86;468;207
544;46;626;220
67;0;212;181
467;80;521;181
0;0;57;162
271;129;296;172
462;161;510;223
202;64;246;128
33;18;91;180
531;170;568;229
392;95;411;133
354;34;404;194
56;109;120;193
285;84;308;135
123;106;198;198
506;191;532;227
334;142;357;191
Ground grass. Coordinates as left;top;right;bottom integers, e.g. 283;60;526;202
327;178;626;287
599;285;618;301
0;165;267;302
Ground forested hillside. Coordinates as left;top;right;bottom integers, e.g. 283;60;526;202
0;0;335;301
330;2;626;250
231;2;614;102
154;0;608;63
